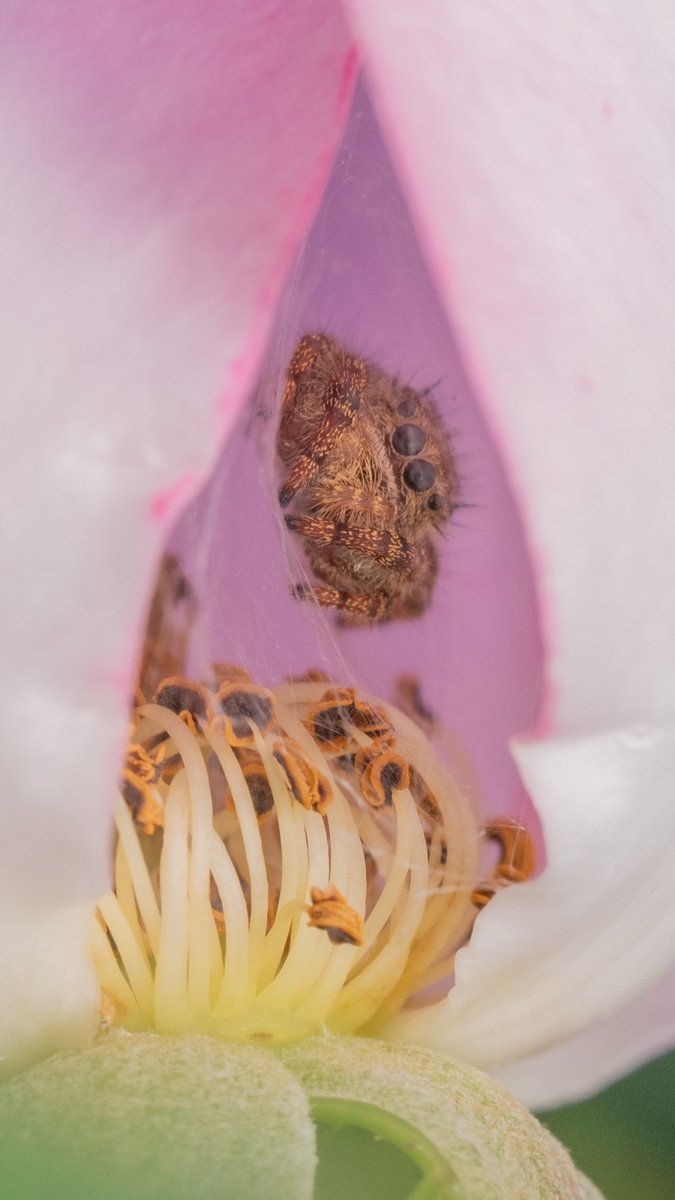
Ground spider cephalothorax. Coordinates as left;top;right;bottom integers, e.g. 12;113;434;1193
276;332;459;622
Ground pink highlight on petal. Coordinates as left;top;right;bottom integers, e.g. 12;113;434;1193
151;473;200;524
601;99;614;119
93;661;136;695
338;43;361;106
577;371;596;393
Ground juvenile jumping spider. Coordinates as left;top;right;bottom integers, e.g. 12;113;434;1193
277;332;458;622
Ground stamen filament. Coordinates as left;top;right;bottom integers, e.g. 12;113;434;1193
210;831;249;1015
90;918;141;1022
94;669;530;1045
202;728;268;998
97;891;155;1017
256;731;305;986
334;791;430;1031
154;772;191;1032
114;797;162;957
295;787;366;1025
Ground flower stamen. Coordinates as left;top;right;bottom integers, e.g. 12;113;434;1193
122;743;165;835
94;670;534;1044
471;819;537;908
307;885;365;946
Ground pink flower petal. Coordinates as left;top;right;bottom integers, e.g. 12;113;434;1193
350;0;675;1099
172;82;542;829
0;0;354;1072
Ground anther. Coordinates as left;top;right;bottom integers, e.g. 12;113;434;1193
351;698;394;740
305;689;356;752
283;669;332;684
153;677;211;735
472;819;537;908
355;744;410;808
121;743;165;835
210;662;253;688
307;885;364;946
394;674;436;731
241;760;275;821
215;682;276;746
409;765;442;821
273;740;333;814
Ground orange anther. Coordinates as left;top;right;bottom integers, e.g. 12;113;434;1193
273;740;333;814
305;691;355;752
241;759;275;821
307;885;364;946
472;819;537;908
122;743;165;835
153;677;212;735
355;743;410;808
215;681;276;747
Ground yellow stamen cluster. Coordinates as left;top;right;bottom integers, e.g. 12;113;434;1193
92;671;484;1043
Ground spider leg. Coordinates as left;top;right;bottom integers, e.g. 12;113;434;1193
292;583;388;620
377;539;438;621
283;333;329;388
318;484;397;524
278;357;367;507
284;513;411;571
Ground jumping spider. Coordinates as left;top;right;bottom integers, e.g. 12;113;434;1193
277;332;459;623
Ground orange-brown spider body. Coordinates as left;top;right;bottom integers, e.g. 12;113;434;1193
277;333;459;622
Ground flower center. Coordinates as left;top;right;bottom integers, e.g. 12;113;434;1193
92;668;496;1043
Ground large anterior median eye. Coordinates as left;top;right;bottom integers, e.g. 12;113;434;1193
403;459;436;492
392;423;427;456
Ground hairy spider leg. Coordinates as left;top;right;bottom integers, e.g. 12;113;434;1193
292;583;389;620
316;483;398;524
284;513;413;571
278;359;367;507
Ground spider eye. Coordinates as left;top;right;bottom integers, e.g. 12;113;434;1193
392;424;426;456
397;396;417;418
427;493;444;512
403;459;436;492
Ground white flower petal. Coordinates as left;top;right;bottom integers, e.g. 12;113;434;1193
0;906;99;1082
497;965;675;1111
0;1;354;1072
349;0;675;1097
387;723;675;1090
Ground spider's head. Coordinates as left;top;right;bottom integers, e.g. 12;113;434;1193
388;386;459;533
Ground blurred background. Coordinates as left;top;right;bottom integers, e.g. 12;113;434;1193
542;1047;675;1200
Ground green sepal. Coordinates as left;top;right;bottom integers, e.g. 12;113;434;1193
0;1029;606;1200
0;1030;316;1200
311;1096;463;1200
281;1035;606;1200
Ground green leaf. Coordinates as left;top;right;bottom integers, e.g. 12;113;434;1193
281;1035;605;1200
0;1031;316;1200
